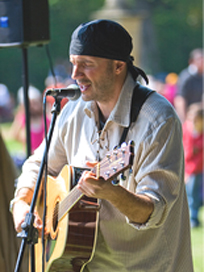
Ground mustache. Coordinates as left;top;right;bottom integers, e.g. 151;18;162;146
77;80;91;85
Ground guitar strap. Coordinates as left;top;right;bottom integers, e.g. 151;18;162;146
73;83;154;186
119;82;155;146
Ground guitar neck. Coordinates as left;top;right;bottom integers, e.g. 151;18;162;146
58;187;84;221
57;165;98;222
57;141;134;222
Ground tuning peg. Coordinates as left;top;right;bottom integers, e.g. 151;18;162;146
111;178;120;186
106;154;111;162
128;140;135;146
120;172;126;180
121;142;127;147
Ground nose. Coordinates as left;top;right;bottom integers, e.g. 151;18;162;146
71;64;83;80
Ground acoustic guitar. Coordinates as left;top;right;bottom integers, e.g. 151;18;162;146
33;141;134;272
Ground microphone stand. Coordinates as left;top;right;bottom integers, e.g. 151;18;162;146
14;97;61;272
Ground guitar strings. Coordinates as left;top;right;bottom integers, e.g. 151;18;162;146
44;186;82;227
42;147;130;230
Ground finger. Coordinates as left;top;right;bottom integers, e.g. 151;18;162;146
86;161;98;167
78;170;95;185
34;212;43;229
16;219;24;233
77;182;94;197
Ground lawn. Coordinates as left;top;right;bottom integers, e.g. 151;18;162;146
0;122;204;271
191;207;204;272
0;122;24;154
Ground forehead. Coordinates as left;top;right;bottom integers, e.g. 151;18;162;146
70;55;108;64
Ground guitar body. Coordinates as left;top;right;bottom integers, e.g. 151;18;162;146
34;165;99;272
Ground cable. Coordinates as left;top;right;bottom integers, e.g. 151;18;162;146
45;44;58;87
41;95;48;272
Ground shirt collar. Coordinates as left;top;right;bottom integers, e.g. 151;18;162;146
84;73;135;127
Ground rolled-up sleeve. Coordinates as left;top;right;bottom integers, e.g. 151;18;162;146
126;114;184;230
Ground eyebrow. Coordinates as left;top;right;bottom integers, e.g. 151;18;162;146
70;56;95;64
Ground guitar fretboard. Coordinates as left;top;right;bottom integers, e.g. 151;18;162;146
56;142;134;222
58;187;84;221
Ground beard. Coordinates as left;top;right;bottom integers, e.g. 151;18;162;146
80;60;116;103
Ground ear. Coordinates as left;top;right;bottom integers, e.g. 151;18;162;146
115;61;126;75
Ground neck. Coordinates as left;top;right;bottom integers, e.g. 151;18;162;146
97;70;127;122
97;99;117;122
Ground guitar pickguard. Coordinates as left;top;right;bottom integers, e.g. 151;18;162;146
46;234;57;263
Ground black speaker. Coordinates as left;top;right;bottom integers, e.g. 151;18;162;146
0;0;50;48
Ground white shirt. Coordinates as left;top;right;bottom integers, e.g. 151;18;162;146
16;74;194;272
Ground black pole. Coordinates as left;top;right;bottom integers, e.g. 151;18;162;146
21;47;31;158
14;99;61;272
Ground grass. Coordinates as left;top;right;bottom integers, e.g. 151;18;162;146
0;122;24;154
191;207;204;272
0;122;204;271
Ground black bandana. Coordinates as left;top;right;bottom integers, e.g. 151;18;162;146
69;19;148;84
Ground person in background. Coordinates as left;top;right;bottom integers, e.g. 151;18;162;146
174;48;204;123
0;83;14;123
43;75;67;121
10;19;193;271
182;103;204;228
148;72;178;106
9;85;50;157
163;72;178;106
0;132;28;272
43;74;74;121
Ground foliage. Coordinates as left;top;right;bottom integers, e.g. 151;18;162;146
151;0;202;73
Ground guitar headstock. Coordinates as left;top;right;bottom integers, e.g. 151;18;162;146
93;141;134;182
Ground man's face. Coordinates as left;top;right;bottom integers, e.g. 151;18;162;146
70;55;116;103
192;53;204;74
29;98;42;117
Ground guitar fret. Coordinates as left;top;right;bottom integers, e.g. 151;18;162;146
58;187;83;220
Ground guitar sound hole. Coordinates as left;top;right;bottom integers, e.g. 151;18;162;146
53;201;59;232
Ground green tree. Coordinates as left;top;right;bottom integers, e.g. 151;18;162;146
132;0;202;73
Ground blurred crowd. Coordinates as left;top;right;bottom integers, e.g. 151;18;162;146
147;48;204;228
0;48;203;228
0;59;74;165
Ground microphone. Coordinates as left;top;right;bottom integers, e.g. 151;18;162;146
46;84;81;101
